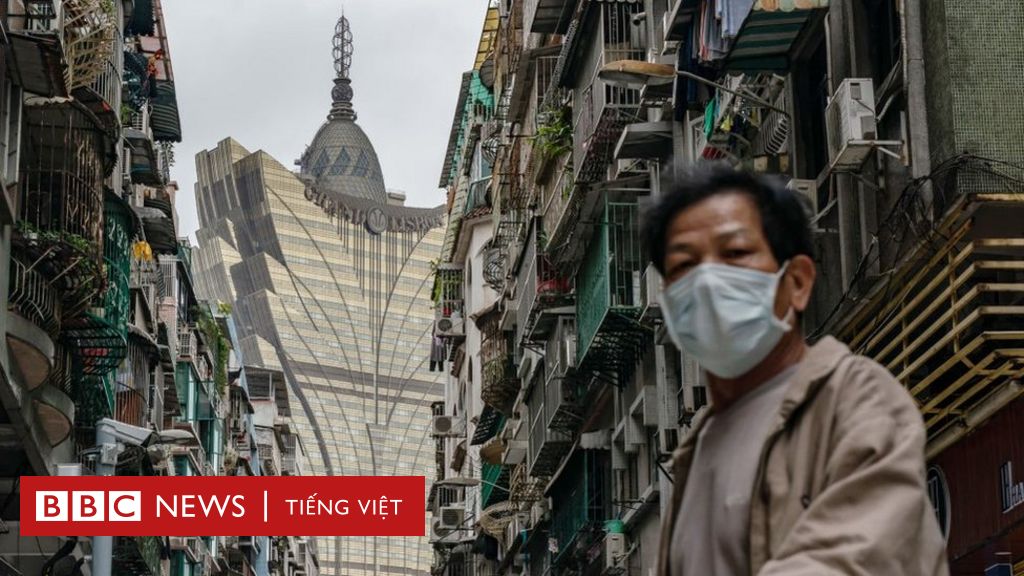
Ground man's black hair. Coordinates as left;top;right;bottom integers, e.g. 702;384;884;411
644;162;815;275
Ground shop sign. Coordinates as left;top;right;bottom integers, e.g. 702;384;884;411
1000;461;1024;513
927;466;950;538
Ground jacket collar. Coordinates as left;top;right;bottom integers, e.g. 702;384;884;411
669;336;851;468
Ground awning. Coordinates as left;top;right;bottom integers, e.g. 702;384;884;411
6;33;66;98
724;1;828;72
124;128;163;186
474;7;499;71
150;80;182;143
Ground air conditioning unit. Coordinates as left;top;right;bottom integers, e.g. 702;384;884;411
439;505;466;530
429;518;457;544
787;179;818;218
559;336;577;373
826;78;877;170
431;415;466;437
657;428;680;457
640;263;662;321
435;317;465;338
603;532;628;575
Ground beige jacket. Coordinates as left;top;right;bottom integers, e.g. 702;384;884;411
657;337;949;576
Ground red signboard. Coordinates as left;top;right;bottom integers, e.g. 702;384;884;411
19;475;425;536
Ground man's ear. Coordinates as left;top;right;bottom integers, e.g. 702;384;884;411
788;254;816;313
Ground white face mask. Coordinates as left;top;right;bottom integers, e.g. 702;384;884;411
661;262;793;379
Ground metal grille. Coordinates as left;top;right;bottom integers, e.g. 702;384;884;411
930;0;1024;195
8;257;62;337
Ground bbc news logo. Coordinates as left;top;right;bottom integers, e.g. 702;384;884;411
36;491;141;522
21;476;425;537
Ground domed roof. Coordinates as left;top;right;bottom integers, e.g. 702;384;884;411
300;118;387;203
298;12;388;204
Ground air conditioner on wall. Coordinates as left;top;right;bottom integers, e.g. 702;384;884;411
430;518;460;544
435;317;465;338
439;505;466;532
825;78;877;170
787;179;818;216
603;532;628;575
431;415;467;438
657;427;680;457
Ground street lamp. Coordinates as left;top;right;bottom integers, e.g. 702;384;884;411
91;419;199;576
597;60;790;117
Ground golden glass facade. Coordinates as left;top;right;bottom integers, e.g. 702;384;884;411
194;137;444;575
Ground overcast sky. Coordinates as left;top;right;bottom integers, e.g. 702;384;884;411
162;1;490;238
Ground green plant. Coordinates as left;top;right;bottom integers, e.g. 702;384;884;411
533;106;573;161
196;309;230;396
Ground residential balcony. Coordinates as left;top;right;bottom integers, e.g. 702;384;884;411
4;0;66;97
7;257;61;389
834;193;1024;444
62;194;134;381
575;196;648;378
539;155;575;246
112;345;150;428
549;41;645;255
17;103;107;319
255;431;282;477
125;105;164;186
514;221;573;350
478;307;518;416
544;316;584;431
139;189;177;254
434;265;465;340
548;456;608;566
572;45;645;185
526;386;572;478
509;461;546;504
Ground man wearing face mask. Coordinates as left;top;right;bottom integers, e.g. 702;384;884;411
649;164;948;576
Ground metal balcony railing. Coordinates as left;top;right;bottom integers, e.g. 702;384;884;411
527;393;572;478
62;0;118;93
573;44;645;185
576;197;647;376
9;257;62;337
113;341;151;428
113;382;146;428
178;328;196;361
7;0;64;34
549;487;600;564
510;462;545;504
515;222;573;348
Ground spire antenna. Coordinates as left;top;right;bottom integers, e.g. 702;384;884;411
329;11;356;121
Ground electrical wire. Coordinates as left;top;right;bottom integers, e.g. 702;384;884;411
809;153;1024;340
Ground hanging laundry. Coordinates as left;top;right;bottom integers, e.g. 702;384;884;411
429;336;446;372
721;0;756;39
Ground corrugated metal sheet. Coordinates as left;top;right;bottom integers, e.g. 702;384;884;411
725;2;827;71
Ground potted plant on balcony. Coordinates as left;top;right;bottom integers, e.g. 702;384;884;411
533;105;573;178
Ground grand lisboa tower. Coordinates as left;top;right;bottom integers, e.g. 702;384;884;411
193;12;446;575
